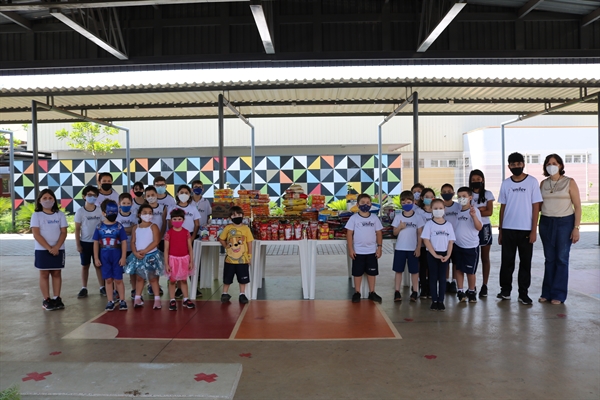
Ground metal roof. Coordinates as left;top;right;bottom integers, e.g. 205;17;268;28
1;77;598;123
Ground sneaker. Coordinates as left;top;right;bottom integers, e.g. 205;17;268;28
221;293;232;303
410;291;418;302
196;289;203;298
119;300;128;310
42;298;56;311
153;299;162;310
430;301;438;311
438;302;446;312
518;294;533;305
394;291;402;302
457;291;467;302
467;291;477;303
183;299;195;309
368;291;382;304
113;290;120;301
479;284;488;298
77;288;88;298
419;289;428;298
239;294;249;304
147;285;153;296
447;281;457;293
497;292;511;300
175;288;183;299
351;292;361;303
105;301;115;311
134;299;144;308
130;289;135;300
169;300;177;311
54;296;65;310
99;287;107;297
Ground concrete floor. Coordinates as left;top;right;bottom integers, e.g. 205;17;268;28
1;229;599;399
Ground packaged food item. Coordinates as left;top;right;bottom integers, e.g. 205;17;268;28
284;223;293;240
271;222;279;240
208;226;219;241
294;222;302;240
278;223;285;240
259;223;269;241
309;221;319;240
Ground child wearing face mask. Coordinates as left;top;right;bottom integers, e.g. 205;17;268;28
346;193;384;304
165;208;196;311
166;185;201;239
153;175;176;210
391;190;424;302
421;199;456;311
191;180;212;228
131;181;145;216
441;183;461;294
218;206;254;304
125;204;165;309
31;189;68;311
454;187;483;303
417;188;435;298
116;193;138;299
74;185;104;298
144;185;167;297
96;172;120;205
93;200;128;311
411;183;425;213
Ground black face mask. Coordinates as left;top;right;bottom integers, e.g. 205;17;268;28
470;182;483;190
441;193;454;201
106;214;118;222
134;191;144;198
231;217;243;225
101;183;112;191
510;167;524;176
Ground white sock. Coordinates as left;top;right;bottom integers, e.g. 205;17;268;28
458;288;464;292
240;293;245;296
82;287;87;289
135;295;141;300
170;298;176;302
183;298;188;302
154;296;160;300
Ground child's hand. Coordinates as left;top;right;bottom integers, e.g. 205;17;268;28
49;245;59;256
414;247;421;258
188;260;194;271
375;247;382;259
134;251;144;260
139;249;147;256
469;206;477;217
165;264;171;274
348;249;356;260
441;255;450;263
398;222;406;230
119;257;126;267
94;258;102;267
76;244;83;253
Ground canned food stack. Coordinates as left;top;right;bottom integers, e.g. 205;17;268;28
283;184;308;217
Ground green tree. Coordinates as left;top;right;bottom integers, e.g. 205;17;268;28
0;128;22;156
55;122;121;172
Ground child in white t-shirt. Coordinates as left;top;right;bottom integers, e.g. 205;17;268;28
116;192;138;299
416;188;435;298
421;199;456;311
454;187;483;304
31;189;68;311
391;190;424;302
441;183;461;294
346;194;383;304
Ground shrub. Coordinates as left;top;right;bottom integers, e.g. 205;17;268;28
15;202;35;232
0;197;11;215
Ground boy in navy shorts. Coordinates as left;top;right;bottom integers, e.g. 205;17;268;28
93;200;128;311
218;206;253;304
346;194;384;303
391;190;424;302
454;187;483;303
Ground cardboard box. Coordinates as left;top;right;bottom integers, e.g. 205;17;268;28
211;202;232;219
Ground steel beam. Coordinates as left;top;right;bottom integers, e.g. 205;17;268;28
222;97;256;190
581;7;600;27
0;11;32;30
50;8;128;60
518;0;544;19
250;1;275;54
0;0;247;12
0;129;16;230
218;94;224;190
413;92;419;185
417;1;466;52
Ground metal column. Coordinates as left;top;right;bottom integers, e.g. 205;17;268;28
0;130;15;230
597;95;599;246
218;94;225;190
377;125;383;206
31;100;40;201
251;126;256;190
222;96;256;191
413;92;419;185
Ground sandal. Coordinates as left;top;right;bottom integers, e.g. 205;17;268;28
551;300;562;305
538;297;548;303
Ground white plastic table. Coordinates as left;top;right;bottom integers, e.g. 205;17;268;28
190;240;222;296
251;239;311;300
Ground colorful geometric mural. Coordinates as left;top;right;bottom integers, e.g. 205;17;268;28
13;155;402;213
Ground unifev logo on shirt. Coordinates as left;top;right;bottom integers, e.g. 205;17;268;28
458;215;469;221
46;219;61;224
434;230;450;236
446;211;458;217
360;221;376;227
404;222;418;228
153;209;163;216
512;187;527;192
86;215;101;222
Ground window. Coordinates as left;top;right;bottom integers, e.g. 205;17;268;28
418;159;424;168
565;154;588;164
430;160;438;168
448;159;458;168
403;159;412;168
526;154;540;164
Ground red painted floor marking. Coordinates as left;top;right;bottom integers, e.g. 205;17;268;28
194;373;218;383
239;353;252;358
49;351;62;355
557;314;567;318
404;318;413;322
424;355;437;360
22;371;52;382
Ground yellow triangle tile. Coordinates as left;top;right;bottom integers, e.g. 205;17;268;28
129;160;136;172
62;160;72;172
308;158;320;170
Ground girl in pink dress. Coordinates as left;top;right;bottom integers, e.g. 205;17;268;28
164;208;195;311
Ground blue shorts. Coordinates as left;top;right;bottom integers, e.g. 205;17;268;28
453;245;479;275
479;224;493;246
35;250;65;270
392;250;419;274
352;254;379;277
79;241;95;266
100;249;124;280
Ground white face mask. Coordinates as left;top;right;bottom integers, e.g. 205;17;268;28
413;192;421;200
178;193;190;203
432;209;445;218
141;214;153;222
546;165;560;176
146;196;157;204
457;197;470;206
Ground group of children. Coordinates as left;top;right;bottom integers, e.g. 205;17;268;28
346;173;494;311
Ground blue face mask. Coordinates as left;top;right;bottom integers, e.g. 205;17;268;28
358;204;371;213
402;203;414;212
193;187;203;195
86;196;97;204
156;186;167;195
441;193;454;201
120;205;132;213
423;198;433;206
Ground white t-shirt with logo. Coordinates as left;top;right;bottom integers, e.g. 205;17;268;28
192;197;212;226
31;211;68;251
166;203;201;234
157;194;176;210
444;201;462;230
97;189;120;206
345;213;383;255
421;220;456;252
392;211;425;251
117;211;138;251
131;197;146;218
150;203;168;232
454;208;482;249
471;190;495;225
498;175;543;231
74;205;103;242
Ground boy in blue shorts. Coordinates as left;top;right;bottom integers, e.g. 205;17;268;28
391;190;424;302
93;200;128;311
346;193;384;303
454;187;483;303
